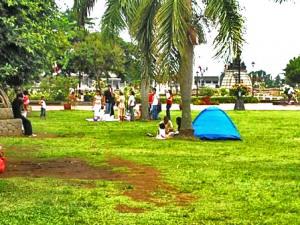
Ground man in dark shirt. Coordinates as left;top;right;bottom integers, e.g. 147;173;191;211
103;85;113;115
12;93;33;136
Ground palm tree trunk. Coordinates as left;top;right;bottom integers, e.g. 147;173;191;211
140;71;150;120
179;41;194;135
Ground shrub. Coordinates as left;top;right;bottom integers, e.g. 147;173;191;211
219;88;229;96
128;94;259;105
210;96;259;103
229;84;250;96
38;76;78;101
198;87;215;97
30;91;52;101
191;96;219;105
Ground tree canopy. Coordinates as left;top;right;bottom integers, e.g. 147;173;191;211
0;0;68;87
284;56;300;85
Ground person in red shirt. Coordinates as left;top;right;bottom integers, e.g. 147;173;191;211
166;90;173;120
23;90;30;117
148;90;155;119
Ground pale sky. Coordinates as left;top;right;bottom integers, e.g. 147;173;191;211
56;0;300;78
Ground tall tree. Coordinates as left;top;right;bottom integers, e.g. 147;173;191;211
274;74;284;87
68;32;125;88
284;56;300;85
74;0;244;133
0;0;68;88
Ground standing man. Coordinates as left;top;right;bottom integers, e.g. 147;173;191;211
128;90;136;121
103;85;113;115
151;88;160;120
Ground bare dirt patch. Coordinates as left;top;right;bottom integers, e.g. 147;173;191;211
0;157;195;207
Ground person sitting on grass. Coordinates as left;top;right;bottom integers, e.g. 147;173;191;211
175;117;181;135
156;122;166;139
155;117;175;139
161;116;175;136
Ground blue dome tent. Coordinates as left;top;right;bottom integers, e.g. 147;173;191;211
192;107;241;140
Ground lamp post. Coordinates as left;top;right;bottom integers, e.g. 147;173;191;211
201;67;208;87
196;71;200;96
234;50;245;110
251;61;255;96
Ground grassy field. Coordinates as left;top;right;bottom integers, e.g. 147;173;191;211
0;109;300;224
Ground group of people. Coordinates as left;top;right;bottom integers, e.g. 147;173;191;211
155;116;181;140
93;85;175;123
10;86;176;138
92;85;138;122
148;88;173;120
93;86;174;122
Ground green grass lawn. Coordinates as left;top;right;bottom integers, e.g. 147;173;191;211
1;110;300;224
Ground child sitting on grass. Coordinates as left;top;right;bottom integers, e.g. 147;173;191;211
156;122;166;139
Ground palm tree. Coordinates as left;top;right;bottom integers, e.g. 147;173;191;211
74;0;244;133
74;0;156;120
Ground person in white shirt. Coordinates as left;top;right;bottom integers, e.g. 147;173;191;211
93;90;104;121
39;96;47;119
156;122;166;139
151;88;160;120
128;90;136;121
287;86;298;104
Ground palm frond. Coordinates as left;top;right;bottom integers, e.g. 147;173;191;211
121;0;141;25
191;0;208;45
131;0;160;77
73;0;97;26
101;0;127;39
273;0;290;3
205;0;244;60
132;0;159;51
155;0;191;74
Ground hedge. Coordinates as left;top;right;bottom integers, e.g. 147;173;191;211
135;95;259;105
